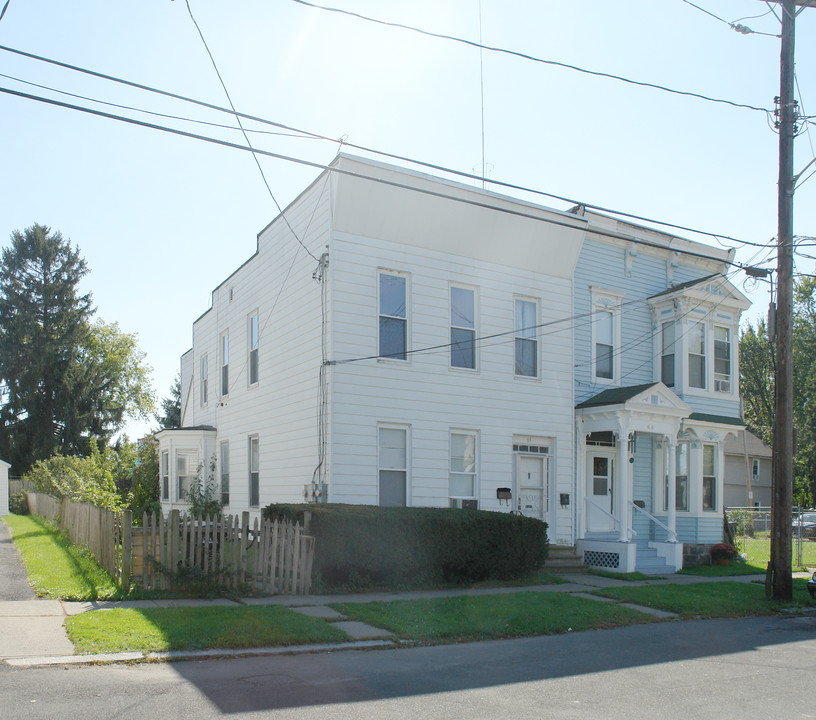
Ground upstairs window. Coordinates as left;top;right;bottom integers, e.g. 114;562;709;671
714;326;731;392
221;332;229;396
688;322;706;389
248;313;259;386
514;299;538;377
200;354;208;406
594;310;614;380
450;286;476;370
379;272;407;360
661;322;675;387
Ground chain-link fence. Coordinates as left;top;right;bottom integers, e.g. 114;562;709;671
726;506;816;568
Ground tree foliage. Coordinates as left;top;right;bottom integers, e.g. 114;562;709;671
0;224;155;475
156;373;181;430
740;278;816;506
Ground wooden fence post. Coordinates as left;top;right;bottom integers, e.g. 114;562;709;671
121;510;132;590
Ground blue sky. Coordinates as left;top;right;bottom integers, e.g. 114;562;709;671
1;0;814;440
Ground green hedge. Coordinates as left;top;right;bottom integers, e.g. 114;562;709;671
263;503;548;589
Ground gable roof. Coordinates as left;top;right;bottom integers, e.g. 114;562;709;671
724;430;772;457
575;383;660;409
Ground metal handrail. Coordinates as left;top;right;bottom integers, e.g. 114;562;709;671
631;502;677;543
586;498;637;538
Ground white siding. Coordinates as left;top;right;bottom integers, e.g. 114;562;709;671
328;231;576;544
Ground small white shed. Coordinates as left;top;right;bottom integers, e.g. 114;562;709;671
0;459;9;516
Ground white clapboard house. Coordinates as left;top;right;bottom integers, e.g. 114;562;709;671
157;154;750;572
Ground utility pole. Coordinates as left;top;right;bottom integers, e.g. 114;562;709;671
766;0;814;601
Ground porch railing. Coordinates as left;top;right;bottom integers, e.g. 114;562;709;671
585;498;637;540
631;502;677;543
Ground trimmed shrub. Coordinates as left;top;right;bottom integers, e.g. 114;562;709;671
263;503;548;590
9;491;29;515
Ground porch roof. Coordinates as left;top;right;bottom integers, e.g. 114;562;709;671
576;383;659;409
687;412;743;426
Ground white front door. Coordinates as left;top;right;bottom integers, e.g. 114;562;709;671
587;452;614;532
517;455;547;520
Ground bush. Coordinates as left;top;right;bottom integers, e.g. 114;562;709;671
710;542;739;562
263;503;548;590
9;491;29;515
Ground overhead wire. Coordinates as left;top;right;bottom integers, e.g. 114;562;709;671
181;0;319;263
0;83;762;272
287;0;772;114
679;0;780;37
0;43;770;250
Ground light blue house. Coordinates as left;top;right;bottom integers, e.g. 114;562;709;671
570;209;750;573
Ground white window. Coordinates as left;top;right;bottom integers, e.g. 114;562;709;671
450;285;476;370
378;426;408;507
752;458;760;479
221;331;229;396
220;441;230;506
176;451;196;502
714;326;731;392
248;436;259;508
591;290;621;384
661;321;675;387
449;431;477;506
379;272;407;360
665;442;689;512
161;451;169;500
703;444;716;511
200;354;208;406
688;322;706;389
248;313;259;386
514;298;538;378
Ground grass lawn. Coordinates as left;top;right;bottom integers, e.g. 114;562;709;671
593;579;815;619
65;605;349;654
678;561;765;577
588;569;664;581
332;592;654;643
2;514;121;601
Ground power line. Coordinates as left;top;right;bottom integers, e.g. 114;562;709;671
680;0;780;37
0;44;767;249
0;83;757;271
288;0;772;114
181;0;319;264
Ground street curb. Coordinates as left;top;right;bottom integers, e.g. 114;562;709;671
3;639;396;667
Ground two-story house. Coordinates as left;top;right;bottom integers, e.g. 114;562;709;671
157;154;751;571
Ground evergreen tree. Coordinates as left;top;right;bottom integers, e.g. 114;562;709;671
0;224;93;473
156;373;182;429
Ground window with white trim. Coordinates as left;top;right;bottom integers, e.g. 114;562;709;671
661;321;675;387
378;272;407;360
591;290;621;384
248;312;259;386
449;431;477;507
714;326;731;392
688;322;706;389
176;451;197;502
702;444;716;511
450;285;476;370
752;458;760;479
161;451;169;500
248;436;259;508
220;441;230;506
221;331;229;396
665;442;689;512
378;426;408;507
200;354;208;406
514;298;538;377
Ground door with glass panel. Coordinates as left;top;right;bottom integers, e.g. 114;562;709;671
587;452;615;532
517;454;548;520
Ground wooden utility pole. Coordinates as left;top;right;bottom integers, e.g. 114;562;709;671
767;0;813;601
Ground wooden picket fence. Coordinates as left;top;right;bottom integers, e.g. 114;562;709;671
135;511;314;595
24;493;314;595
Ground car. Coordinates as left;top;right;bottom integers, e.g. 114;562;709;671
808;572;816;600
792;512;816;540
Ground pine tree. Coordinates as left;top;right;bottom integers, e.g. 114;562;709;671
156;373;182;429
0;224;93;474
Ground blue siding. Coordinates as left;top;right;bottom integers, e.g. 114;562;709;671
632;435;654;540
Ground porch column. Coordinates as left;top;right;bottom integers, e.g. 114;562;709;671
616;420;630;542
666;436;678;543
576;422;586;539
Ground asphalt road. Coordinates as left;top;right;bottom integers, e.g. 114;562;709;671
2;613;815;719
